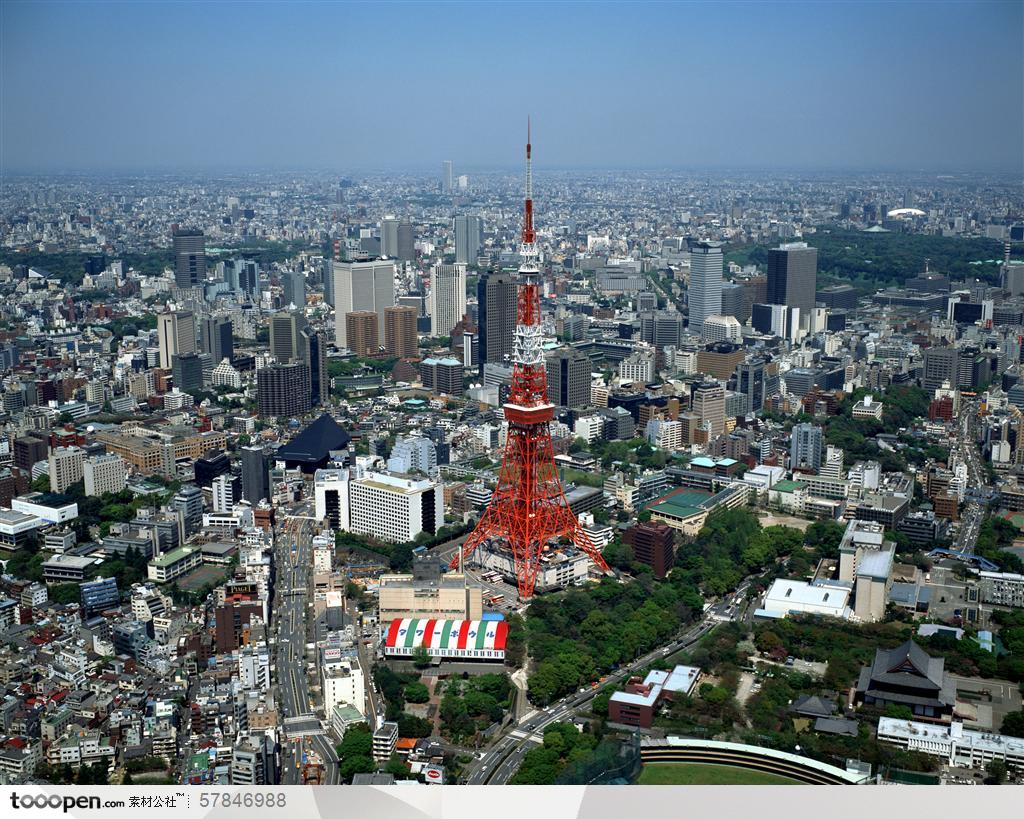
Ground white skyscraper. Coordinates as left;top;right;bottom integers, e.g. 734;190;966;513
688;241;723;335
332;259;396;347
428;262;467;338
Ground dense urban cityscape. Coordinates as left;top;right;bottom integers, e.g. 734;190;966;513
1;0;1022;798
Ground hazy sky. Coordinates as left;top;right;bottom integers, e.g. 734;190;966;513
2;1;1022;173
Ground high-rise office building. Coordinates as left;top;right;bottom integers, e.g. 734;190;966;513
442;160;454;194
241;446;270;505
380;218;400;259
790;422;824;472
238;260;260;300
384;306;418;358
546;348;591;409
299;327;328;407
428;263;467;337
172;228;206;288
736;358;766;415
420;358;464;396
172;352;204;393
640;311;684;348
257;363;311;418
454;215;482;264
346;311;379;357
396;219;415;263
688;241;723;335
281;270;306;309
269;311;307;363
477;271;517;366
332;259;395;347
200;316;234;364
720;282;745;321
767;242;818;314
157;310;197;369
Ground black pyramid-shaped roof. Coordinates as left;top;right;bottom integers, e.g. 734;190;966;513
276;413;351;472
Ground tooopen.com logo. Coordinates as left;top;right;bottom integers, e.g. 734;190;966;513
10;794;124;813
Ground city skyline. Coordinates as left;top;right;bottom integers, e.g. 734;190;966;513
2;1;1022;174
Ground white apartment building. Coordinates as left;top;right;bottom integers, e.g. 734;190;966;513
322;655;365;715
238;645;271;692
574;415;604;444
701;314;742;343
347;471;444;544
314;468;350;530
428;262;467;337
212;473;234;513
83;453;127;497
619;348;655;383
48;446;84;493
211;358;243;389
646;418;683;451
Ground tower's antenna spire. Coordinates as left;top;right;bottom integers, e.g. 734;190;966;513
523;117;534;249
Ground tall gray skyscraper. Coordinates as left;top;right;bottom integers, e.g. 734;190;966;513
454;215;482;264
241;446;270;505
476;271;517;366
225;258;259;300
200;316;233;364
332;259;396;347
442;160;454;193
157;310;196;370
546;347;591;409
688;241;723;335
767;242;818;314
790;422;824;472
300;326;328;407
396;219;415;263
281;270;306;309
380;218;400;258
736;358;766;414
172;228;206;288
269;311;307;363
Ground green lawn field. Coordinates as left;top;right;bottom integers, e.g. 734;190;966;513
637;763;801;785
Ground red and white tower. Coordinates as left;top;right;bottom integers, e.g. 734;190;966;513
451;123;609;598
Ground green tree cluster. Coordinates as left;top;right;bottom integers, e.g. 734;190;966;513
336;724;376;783
509;723;598;784
525;573;704;705
439;674;513;743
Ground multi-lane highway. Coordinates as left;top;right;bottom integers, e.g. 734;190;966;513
272;510;341;785
954;400;985;555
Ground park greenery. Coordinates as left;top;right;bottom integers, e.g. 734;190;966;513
725;228;1020;291
0;241;313;287
438;674;513;743
974;517;1024;574
524;509;815;705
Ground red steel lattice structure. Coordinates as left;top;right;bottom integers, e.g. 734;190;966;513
451;124;609;598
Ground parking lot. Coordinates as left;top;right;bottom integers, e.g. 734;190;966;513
951;674;1022;732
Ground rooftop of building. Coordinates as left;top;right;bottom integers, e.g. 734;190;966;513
150;545;198;567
